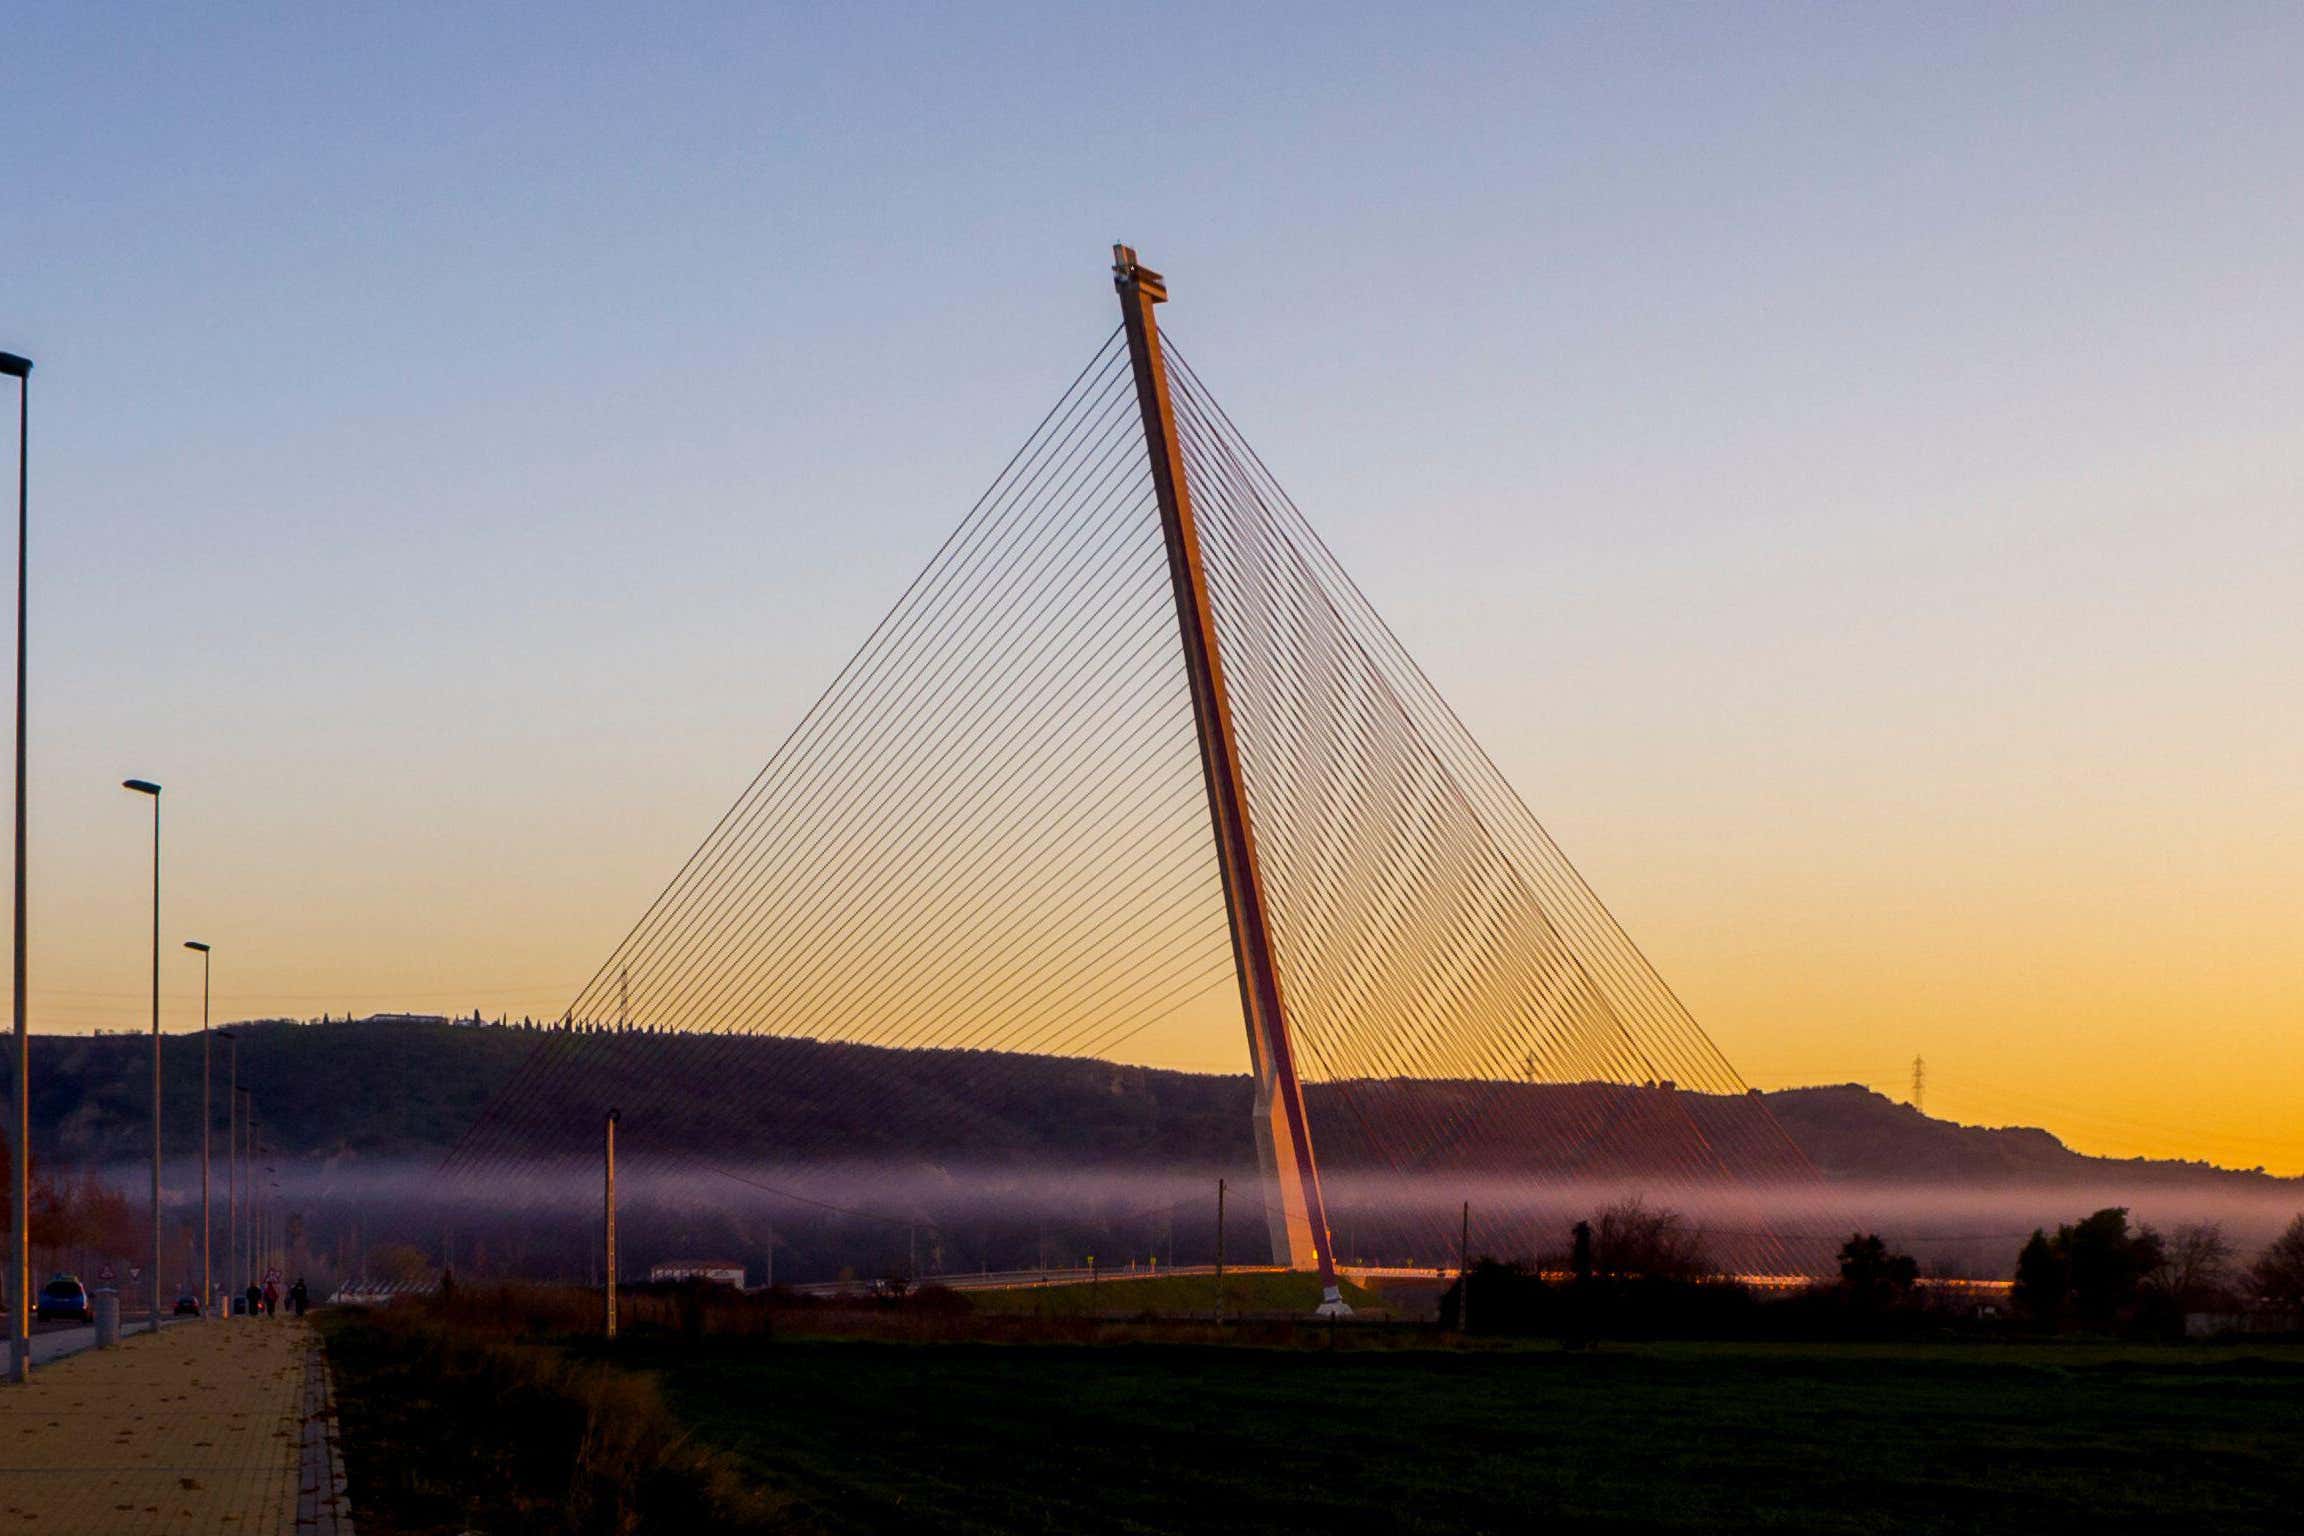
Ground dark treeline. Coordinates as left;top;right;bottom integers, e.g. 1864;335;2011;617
29;1017;537;1163
1445;1203;2304;1342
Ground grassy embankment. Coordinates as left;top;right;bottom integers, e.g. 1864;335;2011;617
962;1269;1384;1316
316;1301;788;1536
322;1285;2304;1536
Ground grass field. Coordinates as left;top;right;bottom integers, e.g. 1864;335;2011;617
606;1333;2304;1535
321;1292;2304;1535
960;1269;1385;1317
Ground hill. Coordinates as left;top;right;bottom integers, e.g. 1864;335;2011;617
25;1017;538;1164
20;1018;2297;1199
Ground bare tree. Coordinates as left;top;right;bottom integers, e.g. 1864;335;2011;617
2150;1222;2236;1309
1588;1197;1711;1281
2253;1215;2304;1309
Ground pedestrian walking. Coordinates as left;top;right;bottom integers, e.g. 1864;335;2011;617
288;1277;307;1317
262;1278;279;1318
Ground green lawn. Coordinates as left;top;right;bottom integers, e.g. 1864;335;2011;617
611;1335;2304;1535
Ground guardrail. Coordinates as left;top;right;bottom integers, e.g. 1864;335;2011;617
326;1278;440;1305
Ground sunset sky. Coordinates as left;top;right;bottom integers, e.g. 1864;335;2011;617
7;5;2299;1173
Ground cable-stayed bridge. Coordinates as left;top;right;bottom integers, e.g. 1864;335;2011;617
447;248;1832;1293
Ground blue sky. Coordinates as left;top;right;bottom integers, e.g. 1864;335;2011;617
7;3;2302;1168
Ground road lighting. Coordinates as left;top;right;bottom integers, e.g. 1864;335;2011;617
184;943;211;1315
121;778;161;1332
217;1030;234;1309
240;1089;254;1287
3;349;30;1385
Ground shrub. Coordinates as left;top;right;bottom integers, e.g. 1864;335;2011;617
320;1302;791;1534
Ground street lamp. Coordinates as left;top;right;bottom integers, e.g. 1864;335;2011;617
121;778;161;1332
239;1089;255;1289
3;349;31;1385
184;942;211;1316
216;1029;235;1311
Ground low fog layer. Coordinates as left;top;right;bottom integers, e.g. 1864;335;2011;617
85;1154;2304;1292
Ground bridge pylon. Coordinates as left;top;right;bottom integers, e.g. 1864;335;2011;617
1111;244;1348;1315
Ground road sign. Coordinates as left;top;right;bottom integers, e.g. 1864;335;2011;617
96;1265;115;1285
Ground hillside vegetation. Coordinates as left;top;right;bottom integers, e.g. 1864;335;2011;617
27;1019;2297;1197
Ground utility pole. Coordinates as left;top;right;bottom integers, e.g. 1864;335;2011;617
218;1034;235;1305
1458;1200;1471;1336
246;1096;258;1288
1112;244;1347;1316
4;348;31;1385
1911;1055;1926;1116
1213;1177;1226;1326
603;1108;618;1340
121;779;161;1333
185;943;210;1317
238;1089;253;1291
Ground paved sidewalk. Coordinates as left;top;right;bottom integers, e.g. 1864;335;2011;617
28;1315;192;1370
0;1318;329;1534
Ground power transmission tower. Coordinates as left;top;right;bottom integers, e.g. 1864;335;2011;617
1911;1055;1926;1115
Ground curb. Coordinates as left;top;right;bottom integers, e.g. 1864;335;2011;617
297;1334;357;1535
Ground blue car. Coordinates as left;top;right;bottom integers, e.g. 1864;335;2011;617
35;1276;89;1323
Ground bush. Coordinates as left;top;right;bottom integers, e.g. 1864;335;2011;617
1441;1255;1757;1340
2011;1209;2167;1333
1837;1233;1919;1308
319;1302;792;1534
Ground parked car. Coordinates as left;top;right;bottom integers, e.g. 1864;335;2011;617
35;1276;89;1323
172;1293;201;1317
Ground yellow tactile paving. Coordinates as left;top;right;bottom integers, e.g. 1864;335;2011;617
0;1320;309;1536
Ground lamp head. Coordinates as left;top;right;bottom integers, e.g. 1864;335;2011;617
183;940;210;954
122;779;161;796
0;353;29;379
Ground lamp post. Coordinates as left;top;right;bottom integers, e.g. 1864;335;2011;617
242;1092;257;1287
121;779;161;1331
184;943;210;1316
2;349;30;1385
217;1030;234;1311
240;1090;251;1290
